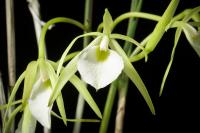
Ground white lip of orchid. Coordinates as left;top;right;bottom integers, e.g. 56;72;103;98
28;76;52;129
77;43;124;90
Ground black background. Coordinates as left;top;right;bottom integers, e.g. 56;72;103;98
1;0;200;133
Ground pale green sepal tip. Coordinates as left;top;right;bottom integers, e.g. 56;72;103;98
103;9;113;35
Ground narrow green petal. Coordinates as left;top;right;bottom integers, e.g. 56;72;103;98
110;40;155;114
44;61;57;86
110;33;147;60
44;61;67;125
22;105;37;133
3;105;23;133
22;61;38;106
49;56;79;106
3;72;25;127
70;75;102;118
56;94;67;125
159;28;182;96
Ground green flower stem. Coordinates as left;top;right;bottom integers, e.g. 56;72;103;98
73;1;93;133
115;1;143;133
130;0;180;62
99;81;118;133
38;17;86;59
112;12;161;31
97;11;161;33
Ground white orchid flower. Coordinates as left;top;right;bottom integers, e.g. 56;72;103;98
76;9;124;90
28;75;52;129
77;35;124;90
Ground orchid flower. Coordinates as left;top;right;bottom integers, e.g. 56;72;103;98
2;58;67;133
77;9;145;90
49;9;155;115
77;35;124;90
28;64;52;129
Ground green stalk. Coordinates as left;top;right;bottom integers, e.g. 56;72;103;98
5;0;16;132
38;17;85;59
99;81;118;133
27;1;51;132
73;1;93;133
115;1;143;133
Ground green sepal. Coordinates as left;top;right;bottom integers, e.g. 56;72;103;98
21;105;37;133
103;9;114;35
3;72;25;127
159;27;182;96
110;39;155;114
70;75;102;118
3;105;23;133
22;61;38;107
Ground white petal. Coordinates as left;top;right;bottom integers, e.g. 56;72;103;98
29;77;52;129
77;46;124;90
